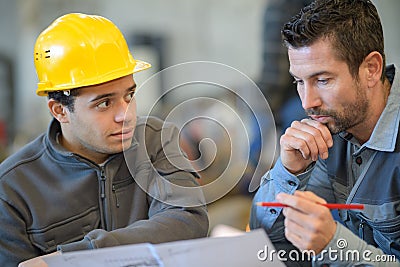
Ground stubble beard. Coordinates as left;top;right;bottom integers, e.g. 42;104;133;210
306;84;369;134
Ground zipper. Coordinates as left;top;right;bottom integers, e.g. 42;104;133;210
112;185;120;208
111;178;134;208
99;166;107;229
100;167;106;200
359;219;365;240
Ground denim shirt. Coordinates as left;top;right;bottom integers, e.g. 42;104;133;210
250;65;400;266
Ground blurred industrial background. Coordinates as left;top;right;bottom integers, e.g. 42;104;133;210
0;0;399;233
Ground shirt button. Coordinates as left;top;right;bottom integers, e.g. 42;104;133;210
355;156;362;165
270;209;277;214
288;180;297;186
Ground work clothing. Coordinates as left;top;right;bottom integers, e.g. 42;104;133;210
0;116;208;266
250;65;400;266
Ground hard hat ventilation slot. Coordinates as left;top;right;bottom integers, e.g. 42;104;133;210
35;50;51;60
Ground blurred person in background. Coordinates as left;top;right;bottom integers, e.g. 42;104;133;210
0;13;208;267
251;0;400;265
258;0;312;134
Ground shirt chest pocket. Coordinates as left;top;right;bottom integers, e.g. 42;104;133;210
328;174;350;204
27;207;100;253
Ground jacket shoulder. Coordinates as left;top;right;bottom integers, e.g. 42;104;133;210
135;116;178;142
0;134;46;178
136;116;176;132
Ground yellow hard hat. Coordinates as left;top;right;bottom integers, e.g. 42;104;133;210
34;13;151;96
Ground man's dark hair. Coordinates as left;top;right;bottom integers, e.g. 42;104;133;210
282;0;386;82
48;89;80;112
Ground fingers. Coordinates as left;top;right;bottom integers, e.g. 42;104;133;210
284;208;336;253
276;191;337;253
282;119;332;161
301;118;333;148
279;118;333;173
284;216;313;251
294;190;327;204
284;215;325;252
277;191;328;215
280;128;314;160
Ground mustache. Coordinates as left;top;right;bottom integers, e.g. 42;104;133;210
306;108;334;116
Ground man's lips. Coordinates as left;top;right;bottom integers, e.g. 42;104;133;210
309;115;330;123
111;128;134;139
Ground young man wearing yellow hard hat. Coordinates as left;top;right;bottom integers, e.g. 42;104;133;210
0;13;208;266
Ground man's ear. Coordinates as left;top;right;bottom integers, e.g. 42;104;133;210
48;99;69;123
363;51;384;88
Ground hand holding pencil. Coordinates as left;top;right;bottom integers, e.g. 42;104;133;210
269;191;339;254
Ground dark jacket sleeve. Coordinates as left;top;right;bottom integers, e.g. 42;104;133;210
0;198;40;267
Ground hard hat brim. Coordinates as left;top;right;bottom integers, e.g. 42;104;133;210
134;60;151;73
36;59;151;96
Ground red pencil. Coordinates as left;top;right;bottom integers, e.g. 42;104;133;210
255;202;364;210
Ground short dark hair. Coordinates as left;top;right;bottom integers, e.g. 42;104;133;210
282;0;386;82
48;89;80;112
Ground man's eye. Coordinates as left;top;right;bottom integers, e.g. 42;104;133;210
97;100;110;108
126;91;135;101
317;79;329;85
293;79;303;85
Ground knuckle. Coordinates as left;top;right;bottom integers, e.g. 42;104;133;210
303;134;317;147
279;136;289;147
282;207;290;217
284;217;290;227
280;134;288;143
284;228;290;240
307;126;321;137
291;120;301;127
297;139;309;150
312;220;322;231
303;191;314;198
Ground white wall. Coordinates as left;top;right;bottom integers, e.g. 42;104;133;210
372;0;400;66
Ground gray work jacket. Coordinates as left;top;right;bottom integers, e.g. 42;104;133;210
0;116;208;267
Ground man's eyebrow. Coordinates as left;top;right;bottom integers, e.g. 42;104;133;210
289;70;332;79
89;84;137;103
128;84;137;91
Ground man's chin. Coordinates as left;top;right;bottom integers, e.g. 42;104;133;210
121;139;133;150
326;123;344;135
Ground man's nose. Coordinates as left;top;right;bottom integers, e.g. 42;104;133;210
300;84;322;110
115;100;134;123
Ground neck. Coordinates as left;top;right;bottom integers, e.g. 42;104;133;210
58;132;109;165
